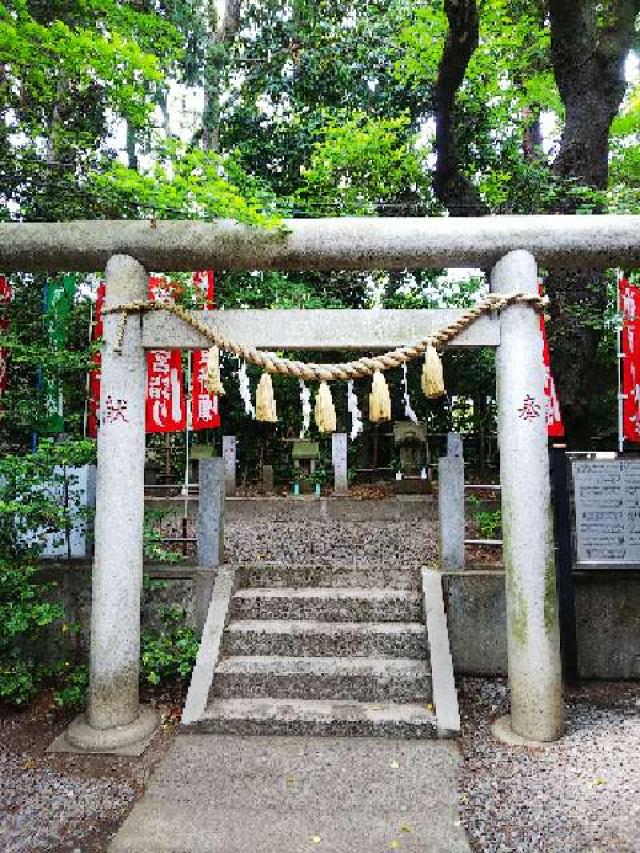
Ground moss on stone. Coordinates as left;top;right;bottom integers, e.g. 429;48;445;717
544;552;558;633
509;574;528;646
502;509;528;645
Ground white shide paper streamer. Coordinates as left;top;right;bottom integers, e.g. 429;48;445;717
402;363;419;424
347;380;363;441
299;380;311;437
238;360;256;418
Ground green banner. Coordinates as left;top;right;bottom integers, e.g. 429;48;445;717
41;274;76;435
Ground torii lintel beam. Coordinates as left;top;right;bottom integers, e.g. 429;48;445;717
0;215;639;272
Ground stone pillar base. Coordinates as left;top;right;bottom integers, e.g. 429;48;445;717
48;706;159;756
491;714;560;748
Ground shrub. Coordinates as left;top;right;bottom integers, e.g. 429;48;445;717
141;605;198;687
0;560;65;704
0;439;95;706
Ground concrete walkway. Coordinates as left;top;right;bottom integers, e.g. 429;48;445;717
109;734;469;853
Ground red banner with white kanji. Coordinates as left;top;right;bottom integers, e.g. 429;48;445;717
191;270;220;430
87;281;105;438
146;348;186;433
0;276;11;403
145;275;187;434
539;285;565;438
620;277;640;444
88;273;216;435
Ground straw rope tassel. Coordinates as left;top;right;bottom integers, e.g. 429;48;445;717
369;370;391;423
421;342;445;398
205;346;225;396
314;381;336;433
256;372;278;422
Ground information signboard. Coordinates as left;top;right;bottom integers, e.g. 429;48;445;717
573;459;640;565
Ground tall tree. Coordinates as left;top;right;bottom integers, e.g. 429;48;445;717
202;0;241;151
433;0;489;215
546;0;639;441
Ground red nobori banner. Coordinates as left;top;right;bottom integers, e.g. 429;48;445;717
191;348;220;429
146;275;187;434
191;270;220;431
620;277;640;444
87;281;105;438
539;285;565;438
0;276;11;401
146;348;186;433
192;269;215;307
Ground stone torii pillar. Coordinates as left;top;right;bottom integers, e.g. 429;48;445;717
65;255;158;753
492;250;564;742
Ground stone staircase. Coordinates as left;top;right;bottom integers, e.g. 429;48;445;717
183;563;457;738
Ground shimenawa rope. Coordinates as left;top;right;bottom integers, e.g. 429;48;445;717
103;292;547;382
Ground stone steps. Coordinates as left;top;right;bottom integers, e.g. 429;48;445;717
213;655;432;702
184;563;459;739
236;564;420;590
193;697;438;738
230;587;423;622
222;619;428;659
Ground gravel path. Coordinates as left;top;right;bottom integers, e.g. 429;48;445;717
458;678;640;852
0;751;135;852
0;697;180;853
225;518;439;567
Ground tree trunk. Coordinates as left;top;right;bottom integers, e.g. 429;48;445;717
433;0;489;217
202;0;241;152
546;0;637;445
126;122;139;171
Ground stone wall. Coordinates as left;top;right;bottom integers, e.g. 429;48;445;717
42;561;640;680
38;491;640;680
41;563;213;652
444;569;640;680
145;494;438;523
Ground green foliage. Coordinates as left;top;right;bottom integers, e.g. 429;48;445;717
141;605;198;686
467;495;502;540
0;438;94;705
296;111;428;214
53;662;89;708
609;83;640;213
393;0;578;216
143;509;183;565
475;508;502;540
0;0;181;132
90;141;284;226
394;2;448;87
0;559;64;704
0;439;96;558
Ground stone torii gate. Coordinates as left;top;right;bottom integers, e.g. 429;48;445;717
2;215;640;751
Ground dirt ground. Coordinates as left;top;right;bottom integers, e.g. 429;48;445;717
0;689;183;853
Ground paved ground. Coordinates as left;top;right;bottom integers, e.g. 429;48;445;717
108;735;470;853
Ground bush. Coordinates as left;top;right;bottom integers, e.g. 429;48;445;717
0;560;65;704
143;509;183;564
0;439;95;706
141;605;198;687
53;663;89;708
